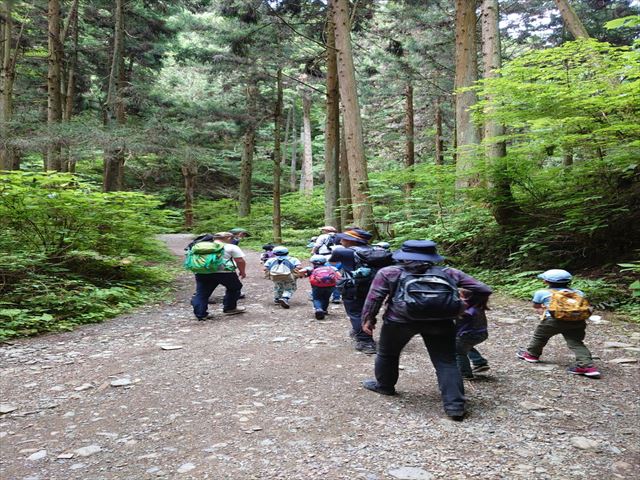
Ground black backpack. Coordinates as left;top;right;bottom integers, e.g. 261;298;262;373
338;246;395;298
392;266;463;321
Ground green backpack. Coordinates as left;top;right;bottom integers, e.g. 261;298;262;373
184;241;226;273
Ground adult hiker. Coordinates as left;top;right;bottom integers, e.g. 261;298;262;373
359;240;492;421
312;226;338;256
230;228;250;246
187;231;247;320
329;227;387;354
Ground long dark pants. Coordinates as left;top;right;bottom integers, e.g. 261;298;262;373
191;273;242;318
343;296;374;343
375;321;465;414
527;318;593;366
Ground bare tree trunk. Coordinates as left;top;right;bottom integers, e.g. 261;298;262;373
331;0;375;231
273;69;283;244
300;89;314;194
0;0;21;170
182;159;196;229
434;97;444;166
47;0;63;171
324;8;340;227
553;0;590;39
238;78;257;217
60;0;79;173
289;100;297;191
281;105;291;168
103;0;125;192
482;0;520;225
339;123;353;228
404;81;415;195
454;0;480;189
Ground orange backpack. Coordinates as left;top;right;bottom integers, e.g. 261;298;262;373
547;290;591;321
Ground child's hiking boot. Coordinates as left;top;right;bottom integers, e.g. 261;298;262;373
516;348;541;363
223;306;246;315
568;365;601;378
314;310;326;320
278;298;290;309
472;364;490;373
355;340;377;355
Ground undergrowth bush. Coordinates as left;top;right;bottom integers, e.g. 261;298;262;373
0;172;177;339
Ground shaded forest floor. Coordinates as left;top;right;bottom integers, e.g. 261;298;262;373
1;235;639;480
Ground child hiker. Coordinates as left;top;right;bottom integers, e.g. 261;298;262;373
260;244;276;263
264;246;301;309
300;255;341;319
455;288;491;379
517;269;599;378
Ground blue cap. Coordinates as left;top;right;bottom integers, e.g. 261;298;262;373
538;269;572;283
273;246;289;256
310;255;327;264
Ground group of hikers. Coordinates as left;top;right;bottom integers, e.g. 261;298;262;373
184;226;598;421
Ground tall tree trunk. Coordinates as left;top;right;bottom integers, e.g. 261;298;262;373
273;69;283;244
289;100;297;191
103;0;125;192
181;159;196;229
331;0;374;231
454;0;480;189
553;0;590;39
434;97;444;166
482;0;519;225
47;0;63;171
404;81;415;195
61;0;79;172
281;106;291;168
238;78;258;217
300;89;314;194
0;0;20;170
324;9;340;227
339;122;352;229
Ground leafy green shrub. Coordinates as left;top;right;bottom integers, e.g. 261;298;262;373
0;172;177;339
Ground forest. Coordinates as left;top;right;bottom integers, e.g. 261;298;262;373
1;0;639;337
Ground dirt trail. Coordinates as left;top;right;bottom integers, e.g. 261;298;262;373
1;234;639;480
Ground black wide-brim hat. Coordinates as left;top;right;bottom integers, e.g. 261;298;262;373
392;240;444;263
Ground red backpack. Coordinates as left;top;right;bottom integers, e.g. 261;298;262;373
309;266;341;287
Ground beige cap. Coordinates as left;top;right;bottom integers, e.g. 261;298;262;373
213;231;234;239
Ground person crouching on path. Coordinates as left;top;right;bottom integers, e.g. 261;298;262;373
360;240;492;421
299;255;341;320
264;246;301;309
190;232;247;320
329;228;377;354
517;269;600;378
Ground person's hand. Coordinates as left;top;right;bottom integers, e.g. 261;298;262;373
239;272;247;279
362;320;375;336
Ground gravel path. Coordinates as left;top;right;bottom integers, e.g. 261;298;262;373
1;234;639;480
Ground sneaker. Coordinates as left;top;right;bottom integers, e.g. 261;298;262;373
362;379;395;396
355;341;377;355
274;298;281;305
516;348;541;363
472;364;490;373
446;410;466;422
278;298;290;309
223;307;246;315
568;365;601;378
314;310;325;320
196;314;213;321
331;299;342;304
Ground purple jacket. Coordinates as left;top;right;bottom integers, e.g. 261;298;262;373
361;265;492;326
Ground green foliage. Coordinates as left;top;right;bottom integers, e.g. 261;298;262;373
0;172;177;339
